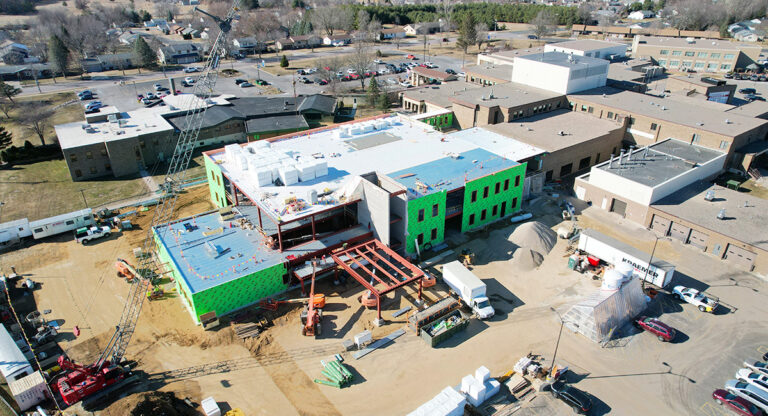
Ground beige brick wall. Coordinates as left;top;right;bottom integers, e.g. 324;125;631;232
542;127;624;180
574;176;651;224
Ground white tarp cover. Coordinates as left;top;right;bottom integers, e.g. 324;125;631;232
563;278;647;342
332;176;364;203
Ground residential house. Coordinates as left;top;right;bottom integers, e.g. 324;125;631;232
0;64;51;81
0;41;30;64
158;43;201;64
119;31;153;45
178;0;199;5
233;37;259;54
628;10;655;20
290;35;322;49
275;38;293;50
380;26;406;39
97;53;134;71
404;22;440;35
322;34;351;46
144;19;170;34
181;27;201;39
733;29;762;42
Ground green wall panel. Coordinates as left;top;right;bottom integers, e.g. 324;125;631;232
204;154;228;209
154;228;197;318
422;113;453;130
405;191;447;255
461;163;526;233
191;261;288;321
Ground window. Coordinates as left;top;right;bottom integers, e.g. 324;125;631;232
694;62;705;69
650;123;657;131
514;176;520;187
100;148;107;156
559;163;573;177
719;140;729;149
432;204;439;217
659;50;669;55
468;214;475;226
89;167;97;174
483;186;489;198
480;209;487;221
607;111;614;119
545;170;553;181
692;133;701;144
70;154;78;162
723;53;735;60
682;60;692;68
707;63;718;71
697;52;707;58
512;197;518;209
34;228;43;233
430;228;437;240
671;50;682;56
669;60;680;67
581;105;587;112
417;233;424;245
503;178;509;190
720;64;731;70
75;169;82;177
684;51;694;57
596;153;601;163
417;209;425;222
492;205;498;216
657;59;666;67
471;190;477;202
86;151;93;159
579;156;591;170
587;106;594;114
65;220;74;225
710;53;721;59
105;164;111;171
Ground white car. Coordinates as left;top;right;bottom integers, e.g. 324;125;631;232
183;67;199;73
347;68;357;74
306;67;317;74
386;78;397;84
378;68;391;74
153;83;163;91
737;369;768;395
458;71;466;77
424;62;438;68
84;101;103;112
745;360;768;377
373;59;384;64
725;379;768;412
184;76;195;84
399;82;413;88
672;285;719;312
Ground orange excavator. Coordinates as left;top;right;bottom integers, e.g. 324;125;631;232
301;261;323;337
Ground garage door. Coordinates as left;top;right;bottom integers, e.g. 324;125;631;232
688;229;709;250
724;244;756;271
610;198;627;216
668;222;690;242
650;214;671;236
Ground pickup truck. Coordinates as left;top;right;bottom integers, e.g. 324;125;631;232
75;226;111;244
672;285;719;313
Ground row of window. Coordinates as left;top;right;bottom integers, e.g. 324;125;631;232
469;176;520;204
70;148;108;162
415;227;440;246
656;60;731;71
417;203;441;222
466;198;518;226
74;164;111;177
659;50;735;60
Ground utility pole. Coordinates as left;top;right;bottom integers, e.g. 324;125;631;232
79;189;88;208
642;236;660;290
548;307;565;381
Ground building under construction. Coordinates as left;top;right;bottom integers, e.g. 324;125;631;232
154;114;533;323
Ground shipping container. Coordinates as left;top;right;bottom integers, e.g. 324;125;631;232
9;371;48;411
0;325;33;382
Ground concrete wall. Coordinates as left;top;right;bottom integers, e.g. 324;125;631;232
65;143;112;180
574;174;650;224
358;178;391;245
378;174;407;251
584;166;656;206
105;137;141;177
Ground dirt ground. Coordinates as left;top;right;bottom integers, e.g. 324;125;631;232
4;187;767;415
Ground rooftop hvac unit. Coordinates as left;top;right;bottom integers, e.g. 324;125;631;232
705;190;715;201
717;208;726;220
686;37;695;44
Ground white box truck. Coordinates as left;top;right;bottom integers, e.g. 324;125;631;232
441;261;494;319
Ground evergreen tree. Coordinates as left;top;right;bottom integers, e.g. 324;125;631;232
376;91;389;110
280;54;289;68
0;126;12;153
133;37;156;73
48;35;69;78
0;81;21;104
456;14;477;53
367;76;381;107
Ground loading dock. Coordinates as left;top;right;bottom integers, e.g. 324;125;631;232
724;244;755;271
688;229;709;250
669;222;691;243
650;214;671;236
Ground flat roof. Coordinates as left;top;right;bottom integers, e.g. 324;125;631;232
514;51;609;69
594;138;724;187
634;35;761;51
245;114;308;133
209;114;535;224
411;66;456;80
448;127;545;162
402;82;483;106
726;101;768;118
568;87;768;137
449;82;564;109
484;110;622;152
55;108;175;150
546;39;626;52
482;47;546;62
389;148;520;198
608;63;646;82
462;64;513;82
651;181;768;251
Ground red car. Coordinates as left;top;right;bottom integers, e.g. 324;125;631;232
406;54;417;60
712;389;764;416
634;316;676;342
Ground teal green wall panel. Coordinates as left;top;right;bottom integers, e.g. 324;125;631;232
461;163;526;232
154;228;197;318
204;154;228;209
421;113;454;130
406;191;447;255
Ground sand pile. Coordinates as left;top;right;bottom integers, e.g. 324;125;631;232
122;392;197;416
510;248;544;271
508;221;557;255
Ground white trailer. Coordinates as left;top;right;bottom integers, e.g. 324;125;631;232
9;371;48;411
578;228;675;288
0;218;31;249
0;324;33;383
29;208;94;240
441;261;494;319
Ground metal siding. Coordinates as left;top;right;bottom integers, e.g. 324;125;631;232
668;222;691;242
724;244;755;271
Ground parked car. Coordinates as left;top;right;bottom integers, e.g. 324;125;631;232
750;75;759;81
298;76;312;84
760;75;767;82
254;79;269;86
458;71;466;77
75;226;111;244
445;68;457;75
146;92;157;100
550;380;593;414
183;66;200;73
78;92;93;100
737;369;768;395
726;379;768;413
296;69;307;75
234;78;247;85
634;316;676;341
712;389;764;416
84;101;103;112
406;54;417;60
316;79;328;85
745;361;768;378
528;34;539;39
424;62;437;68
306;67;317;74
672;285;719;312
239;82;253;88
153;83;164;91
740;88;757;94
386;78;397;84
373;59;384;64
725;72;734;79
141;98;152;105
399;81;413;88
347;68;357;74
184;76;195;84
747;95;766;101
341;75;353;82
378;68;391;74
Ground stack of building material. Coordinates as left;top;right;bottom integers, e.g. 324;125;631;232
313;160;328;177
224;144;243;164
407;386;466;416
459;366;501;408
313;358;354;388
278;166;299;185
297;162;315;182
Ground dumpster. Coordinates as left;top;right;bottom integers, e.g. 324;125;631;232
419;310;470;347
407;296;461;334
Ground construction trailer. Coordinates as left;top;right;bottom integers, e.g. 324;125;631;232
9;371;48;411
0;218;32;249
578;228;675;287
28;208;95;240
0;324;33;382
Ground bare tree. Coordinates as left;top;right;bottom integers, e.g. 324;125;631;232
577;3;595;25
317;56;344;96
439;0;454;32
597;12;617;37
367;18;382;43
310;6;353;38
347;41;373;90
356;9;370;32
531;10;556;39
19;103;54;146
475;22;489;51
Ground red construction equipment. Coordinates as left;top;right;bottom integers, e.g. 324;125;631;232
301;261;323;337
115;258;138;282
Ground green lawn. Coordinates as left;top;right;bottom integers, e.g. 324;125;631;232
0;159;150;222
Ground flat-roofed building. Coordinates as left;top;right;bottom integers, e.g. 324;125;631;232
407;66;457;86
512;52;609;94
566;86;768;168
476;47;544;66
664;75;737;104
631;35;761;73
485;110;625;181
463;64;513;86
544;39;627;60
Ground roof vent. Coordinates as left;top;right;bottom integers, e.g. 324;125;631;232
661;106;667;110
697;122;704;126
558;130;565;136
705;190;715;201
717;208;726;220
725;119;731;124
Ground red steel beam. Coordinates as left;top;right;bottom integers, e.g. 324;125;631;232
331;254;377;294
354;248;400;286
346;253;392;289
372;239;424;277
363;245;412;281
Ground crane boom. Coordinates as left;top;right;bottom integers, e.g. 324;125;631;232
98;0;241;368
